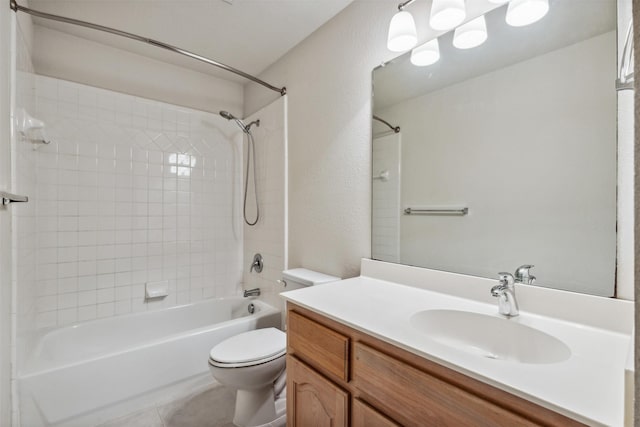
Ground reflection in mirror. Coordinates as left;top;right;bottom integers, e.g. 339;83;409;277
372;1;618;296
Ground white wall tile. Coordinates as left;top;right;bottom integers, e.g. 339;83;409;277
78;276;97;292
78;290;97;307
96;302;114;318
30;76;243;326
57;308;78;325
78;305;97;322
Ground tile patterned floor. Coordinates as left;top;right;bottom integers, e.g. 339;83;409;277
98;384;236;427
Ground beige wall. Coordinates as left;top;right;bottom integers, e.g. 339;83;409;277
244;1;398;279
33;26;244;116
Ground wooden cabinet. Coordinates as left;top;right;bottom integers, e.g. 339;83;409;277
353;342;538;427
286;303;586;427
352;398;400;427
287;355;349;427
288;310;349;382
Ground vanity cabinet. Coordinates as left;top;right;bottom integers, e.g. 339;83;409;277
286;303;585;427
352;398;399;427
287;355;349;427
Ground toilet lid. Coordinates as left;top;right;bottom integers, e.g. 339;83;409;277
209;328;286;365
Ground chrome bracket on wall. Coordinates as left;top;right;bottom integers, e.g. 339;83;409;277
1;191;29;206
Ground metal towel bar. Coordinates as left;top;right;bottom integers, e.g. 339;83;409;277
404;207;468;216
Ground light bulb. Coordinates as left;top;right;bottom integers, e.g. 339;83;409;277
387;10;418;52
411;39;440;67
506;0;549;27
429;0;466;31
453;15;487;49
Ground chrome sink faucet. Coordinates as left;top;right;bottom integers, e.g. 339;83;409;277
491;273;519;317
515;264;536;285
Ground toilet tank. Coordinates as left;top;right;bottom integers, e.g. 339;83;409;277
281;268;340;291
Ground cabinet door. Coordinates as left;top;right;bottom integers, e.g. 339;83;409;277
287;355;349;427
352;398;400;427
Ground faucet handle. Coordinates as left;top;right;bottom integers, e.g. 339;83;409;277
515;264;536;285
249;253;263;273
497;272;515;287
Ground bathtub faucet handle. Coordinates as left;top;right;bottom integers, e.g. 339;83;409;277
243;288;261;298
250;253;263;273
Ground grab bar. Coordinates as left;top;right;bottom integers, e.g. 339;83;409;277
404;207;468;216
1;191;29;206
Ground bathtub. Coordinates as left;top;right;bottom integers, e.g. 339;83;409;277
18;297;281;426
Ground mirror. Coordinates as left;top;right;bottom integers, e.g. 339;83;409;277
372;1;618;296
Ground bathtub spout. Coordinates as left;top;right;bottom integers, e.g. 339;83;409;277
243;288;261;297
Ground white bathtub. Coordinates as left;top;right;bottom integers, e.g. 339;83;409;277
19;297;281;426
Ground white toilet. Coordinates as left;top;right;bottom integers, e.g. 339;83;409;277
209;328;287;427
208;268;340;427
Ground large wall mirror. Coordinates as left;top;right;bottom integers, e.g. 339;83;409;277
371;1;618;296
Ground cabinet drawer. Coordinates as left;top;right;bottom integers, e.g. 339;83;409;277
353;343;539;427
287;356;349;427
288;310;349;381
352;398;400;427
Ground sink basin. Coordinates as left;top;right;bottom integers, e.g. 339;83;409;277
410;309;571;364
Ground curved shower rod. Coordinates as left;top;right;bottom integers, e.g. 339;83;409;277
373;115;400;133
9;0;287;96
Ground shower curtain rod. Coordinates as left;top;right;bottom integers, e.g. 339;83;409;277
9;0;287;96
373;115;400;133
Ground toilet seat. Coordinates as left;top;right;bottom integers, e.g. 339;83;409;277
209;328;286;368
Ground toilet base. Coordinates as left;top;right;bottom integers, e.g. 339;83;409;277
233;388;275;427
248;413;286;427
232;386;286;427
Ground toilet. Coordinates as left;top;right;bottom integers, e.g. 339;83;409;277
208;268;340;427
209;328;287;427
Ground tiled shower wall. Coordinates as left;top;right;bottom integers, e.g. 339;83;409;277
32;75;244;328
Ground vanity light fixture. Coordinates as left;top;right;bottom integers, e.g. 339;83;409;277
387;1;418;52
505;0;549;27
411;39;440;66
453;15;487;49
429;0;466;31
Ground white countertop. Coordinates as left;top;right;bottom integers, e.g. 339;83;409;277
281;270;632;426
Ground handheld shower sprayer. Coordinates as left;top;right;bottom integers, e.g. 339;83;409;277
219;111;260;133
219;110;261;226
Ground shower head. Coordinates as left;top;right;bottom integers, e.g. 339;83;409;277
219;110;248;133
219;111;259;133
219;110;236;121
